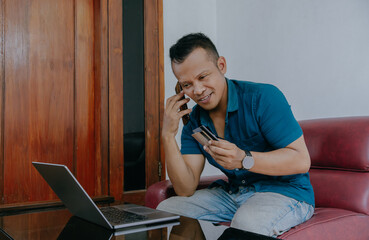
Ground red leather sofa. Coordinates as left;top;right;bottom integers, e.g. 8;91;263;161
145;117;369;239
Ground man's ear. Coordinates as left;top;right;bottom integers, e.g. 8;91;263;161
217;56;227;74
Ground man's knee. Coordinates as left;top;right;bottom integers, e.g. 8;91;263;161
231;210;272;236
156;195;200;218
156;188;234;221
156;197;180;212
230;192;313;237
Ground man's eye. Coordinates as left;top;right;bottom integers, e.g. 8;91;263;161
199;75;207;80
182;83;190;88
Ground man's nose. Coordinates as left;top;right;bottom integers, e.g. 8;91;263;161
193;82;205;95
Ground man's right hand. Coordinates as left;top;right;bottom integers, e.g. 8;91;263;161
161;91;204;197
162;91;192;139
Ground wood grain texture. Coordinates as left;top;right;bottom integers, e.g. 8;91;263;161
93;0;109;197
122;190;146;206
0;195;113;214
1;0;108;205
157;0;165;181
0;0;5;205
0;0;164;207
75;0;96;197
144;0;165;187
4;0;75;203
108;0;124;200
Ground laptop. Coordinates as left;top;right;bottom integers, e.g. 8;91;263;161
32;162;179;230
58;215;180;238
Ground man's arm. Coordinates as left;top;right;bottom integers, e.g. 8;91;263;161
162;91;205;196
163;135;205;196
248;136;310;175
204;135;310;176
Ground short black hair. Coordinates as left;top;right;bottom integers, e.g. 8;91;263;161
169;33;219;64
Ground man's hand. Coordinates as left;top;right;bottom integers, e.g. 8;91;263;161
162;91;192;139
204;136;311;176
161;92;204;197
203;139;246;170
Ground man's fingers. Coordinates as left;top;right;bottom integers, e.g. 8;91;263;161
203;145;215;157
204;146;230;164
207;145;228;157
174;98;191;111
209;139;235;150
178;108;192;117
165;91;185;109
213;155;229;164
171;91;186;102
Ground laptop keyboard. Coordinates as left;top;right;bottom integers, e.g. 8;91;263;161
100;207;148;225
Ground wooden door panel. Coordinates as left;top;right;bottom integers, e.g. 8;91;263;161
75;0;97;197
0;0;109;206
108;0;124;201
92;0;109;198
4;0;75;203
0;0;164;207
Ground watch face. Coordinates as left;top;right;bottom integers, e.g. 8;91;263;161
242;156;254;170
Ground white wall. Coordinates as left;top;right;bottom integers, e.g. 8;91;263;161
163;0;369;176
216;0;369;120
163;0;222;176
163;0;217;108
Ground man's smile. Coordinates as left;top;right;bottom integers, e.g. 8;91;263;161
198;93;212;103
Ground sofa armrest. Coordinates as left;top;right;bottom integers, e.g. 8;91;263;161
145;175;226;209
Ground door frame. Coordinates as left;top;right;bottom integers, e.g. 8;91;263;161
107;0;165;202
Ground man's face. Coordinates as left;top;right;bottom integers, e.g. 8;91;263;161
172;48;227;112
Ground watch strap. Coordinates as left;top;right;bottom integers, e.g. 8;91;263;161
244;150;252;157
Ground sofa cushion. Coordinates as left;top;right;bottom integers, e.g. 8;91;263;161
300;117;369;171
280;208;369;240
310;169;369;215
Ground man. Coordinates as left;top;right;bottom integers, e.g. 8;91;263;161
158;33;314;237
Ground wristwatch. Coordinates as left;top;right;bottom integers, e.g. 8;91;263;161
242;150;254;170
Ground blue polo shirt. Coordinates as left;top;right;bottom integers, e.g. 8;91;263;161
181;79;315;206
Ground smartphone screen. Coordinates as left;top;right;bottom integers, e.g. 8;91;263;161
175;82;190;125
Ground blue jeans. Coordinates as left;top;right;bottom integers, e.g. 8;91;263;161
157;186;314;237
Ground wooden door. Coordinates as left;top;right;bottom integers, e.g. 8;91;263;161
0;0;164;208
0;0;101;205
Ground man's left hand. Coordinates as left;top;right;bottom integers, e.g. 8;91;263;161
203;139;246;170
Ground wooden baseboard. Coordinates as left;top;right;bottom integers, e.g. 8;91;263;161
122;190;146;206
0;195;114;216
0;190;148;216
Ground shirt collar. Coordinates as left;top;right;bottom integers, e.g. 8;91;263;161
198;78;239;127
227;78;239;112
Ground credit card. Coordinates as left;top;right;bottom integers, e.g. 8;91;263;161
192;125;218;146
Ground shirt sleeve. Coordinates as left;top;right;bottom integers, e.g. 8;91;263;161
255;84;302;149
180;123;203;155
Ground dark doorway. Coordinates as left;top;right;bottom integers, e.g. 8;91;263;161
123;0;145;191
